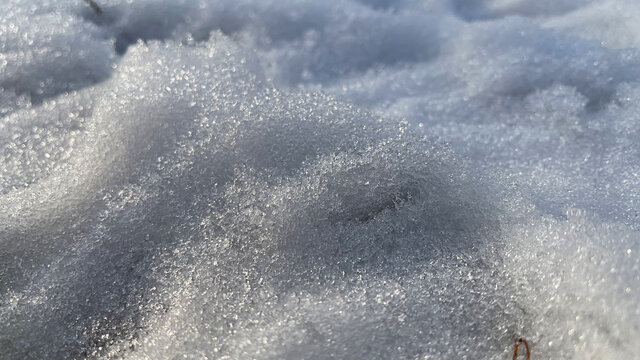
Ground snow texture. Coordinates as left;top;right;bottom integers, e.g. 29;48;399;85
0;0;639;359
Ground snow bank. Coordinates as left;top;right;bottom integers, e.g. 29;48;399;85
1;0;638;359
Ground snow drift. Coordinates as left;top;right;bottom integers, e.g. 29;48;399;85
1;0;638;359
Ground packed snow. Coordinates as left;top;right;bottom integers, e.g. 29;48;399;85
1;0;638;359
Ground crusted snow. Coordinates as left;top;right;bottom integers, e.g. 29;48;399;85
0;1;639;359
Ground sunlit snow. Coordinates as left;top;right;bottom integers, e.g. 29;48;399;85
1;1;639;359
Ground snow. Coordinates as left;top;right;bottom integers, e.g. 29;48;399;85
0;0;638;359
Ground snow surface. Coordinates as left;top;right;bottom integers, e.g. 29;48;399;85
0;0;639;359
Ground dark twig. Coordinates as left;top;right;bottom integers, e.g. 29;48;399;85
84;0;102;14
512;338;531;360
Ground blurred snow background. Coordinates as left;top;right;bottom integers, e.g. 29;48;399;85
0;0;638;359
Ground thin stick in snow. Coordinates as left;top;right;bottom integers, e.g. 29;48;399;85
84;0;102;14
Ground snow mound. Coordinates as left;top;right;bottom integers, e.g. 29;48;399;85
1;1;638;359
